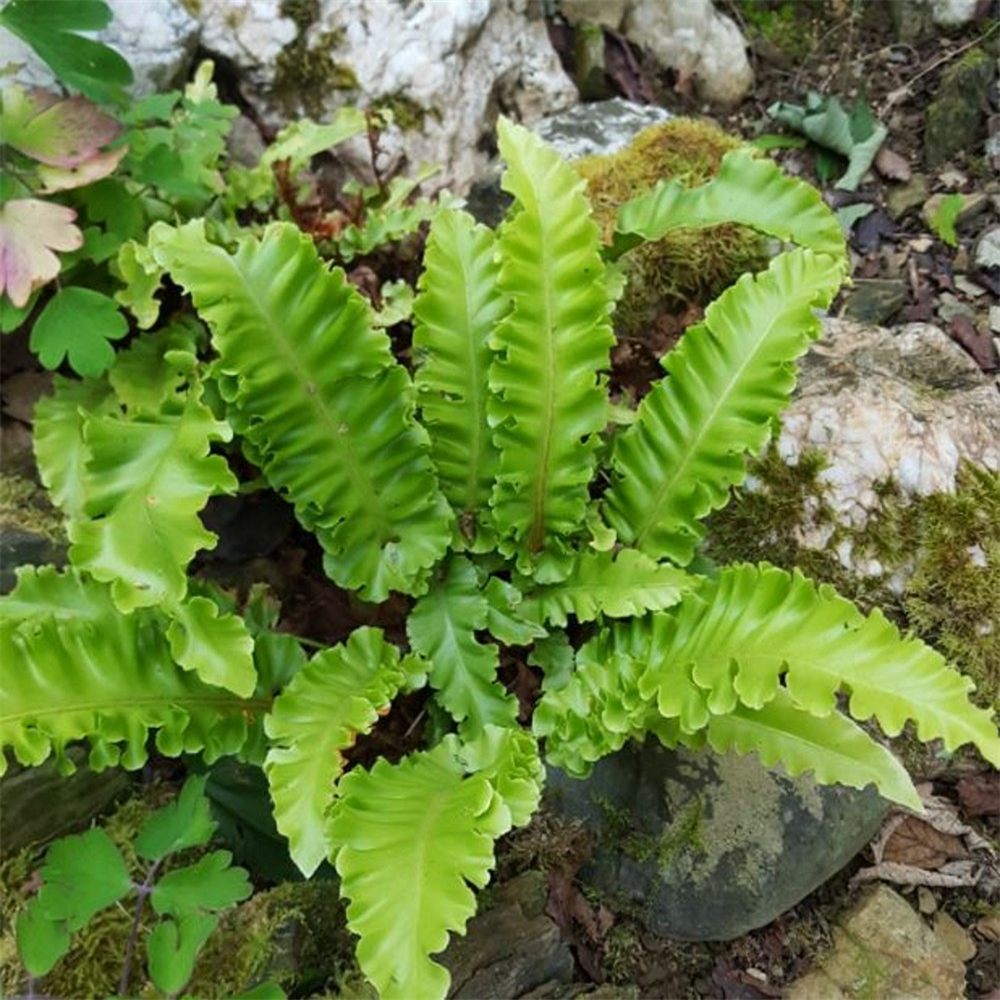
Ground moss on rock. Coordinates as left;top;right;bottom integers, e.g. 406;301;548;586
573;118;769;343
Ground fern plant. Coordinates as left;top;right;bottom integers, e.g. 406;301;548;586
2;117;997;1000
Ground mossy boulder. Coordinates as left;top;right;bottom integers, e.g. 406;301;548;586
572;118;769;344
923;46;994;168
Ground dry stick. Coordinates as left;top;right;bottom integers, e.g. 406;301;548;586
879;27;998;116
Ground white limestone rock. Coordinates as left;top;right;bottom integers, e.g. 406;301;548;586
0;0;199;95
776;319;1000;575
622;0;752;106
195;0;578;194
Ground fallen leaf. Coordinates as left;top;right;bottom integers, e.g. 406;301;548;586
882;814;968;868
851;207;896;253
0;199;83;308
948;314;999;373
875;145;911;181
956;773;999;816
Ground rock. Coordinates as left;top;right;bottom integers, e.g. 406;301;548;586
890;0;981;42
445;871;574;999
2;0;199;95
467;98;670;227
923;47;995;168
195;0;578;194
0;746;131;855
775;319;1000;569
886;174;930;220
573;22;613;102
975;224;1000;271
622;1;752;106
544;740;887;941
937;292;978;325
840;279;907;325
933;911;977;962
784;885;968;1000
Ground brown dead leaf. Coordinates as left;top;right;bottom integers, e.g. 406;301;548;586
545;869;613;981
882;815;968;869
948;314;1000;373
956;773;999;817
875;145;912;181
0;370;53;422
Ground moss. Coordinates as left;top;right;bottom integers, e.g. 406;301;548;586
371;91;437;132
273;3;357;118
706;454;1000;715
652;795;704;873
574;118;769;344
0;473;64;542
737;0;821;62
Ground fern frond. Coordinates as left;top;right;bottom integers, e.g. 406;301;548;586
613;147;846;263
706;690;920;809
67;382;237;611
33;375;115;520
0;567;255;776
602;249;843;565
329;741;504;1000
406;557;518;739
412;208;505;552
488;118;614;567
263;627;427;877
639;565;1000;772
166;596;256;697
520;549;691;626
149;220;452;601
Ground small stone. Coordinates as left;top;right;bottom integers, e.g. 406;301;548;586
937;292;977;324
954;275;987;298
909;236;934;253
975;913;1000;941
989;306;1000;335
974;225;1000;271
933;911;977;962
917;886;938;914
938;167;968;189
823;886;966;1000
841;279;907;325
886;174;930;219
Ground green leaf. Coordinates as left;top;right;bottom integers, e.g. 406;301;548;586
135;775;216;861
34;374;116;519
167;596;256;697
147;912;219;996
115;238;167;328
29;287;128;377
520;549;691;626
602;249;844;566
15;905;70;978
151;850;251;916
637;564;1000;778
264;627;426;877
67;380;237;611
931;193;963;248
32;827;132;931
706;690;920;809
482;576;548;646
0;0;133;104
0;566;255;774
407;556;519;738
150;219;452;601
231;982;287;1000
106;322;201;414
413;208;505;551
488;117;614;567
329;738;509;1000
458;725;544;828
613;147;846;262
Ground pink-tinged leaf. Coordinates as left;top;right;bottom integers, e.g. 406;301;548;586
37;145;129;193
0;199;83;308
0;85;121;167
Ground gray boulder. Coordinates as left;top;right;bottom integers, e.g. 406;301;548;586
545;740;887;940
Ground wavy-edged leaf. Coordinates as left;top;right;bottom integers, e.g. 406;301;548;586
458;725;544;828
150;220;452;601
407;557;518;739
413;208;504;551
135;775;216;860
33;375;115;520
520;549;691;626
533;636;653;777
264;627;427;877
638;564;1000;769
706;690;919;808
167;596;256;697
107;323;202;414
482;576;548;646
0;566;256;775
68;381;236;611
613;148;846;263
488;118;614;567
603;249;844;565
328;738;508;1000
